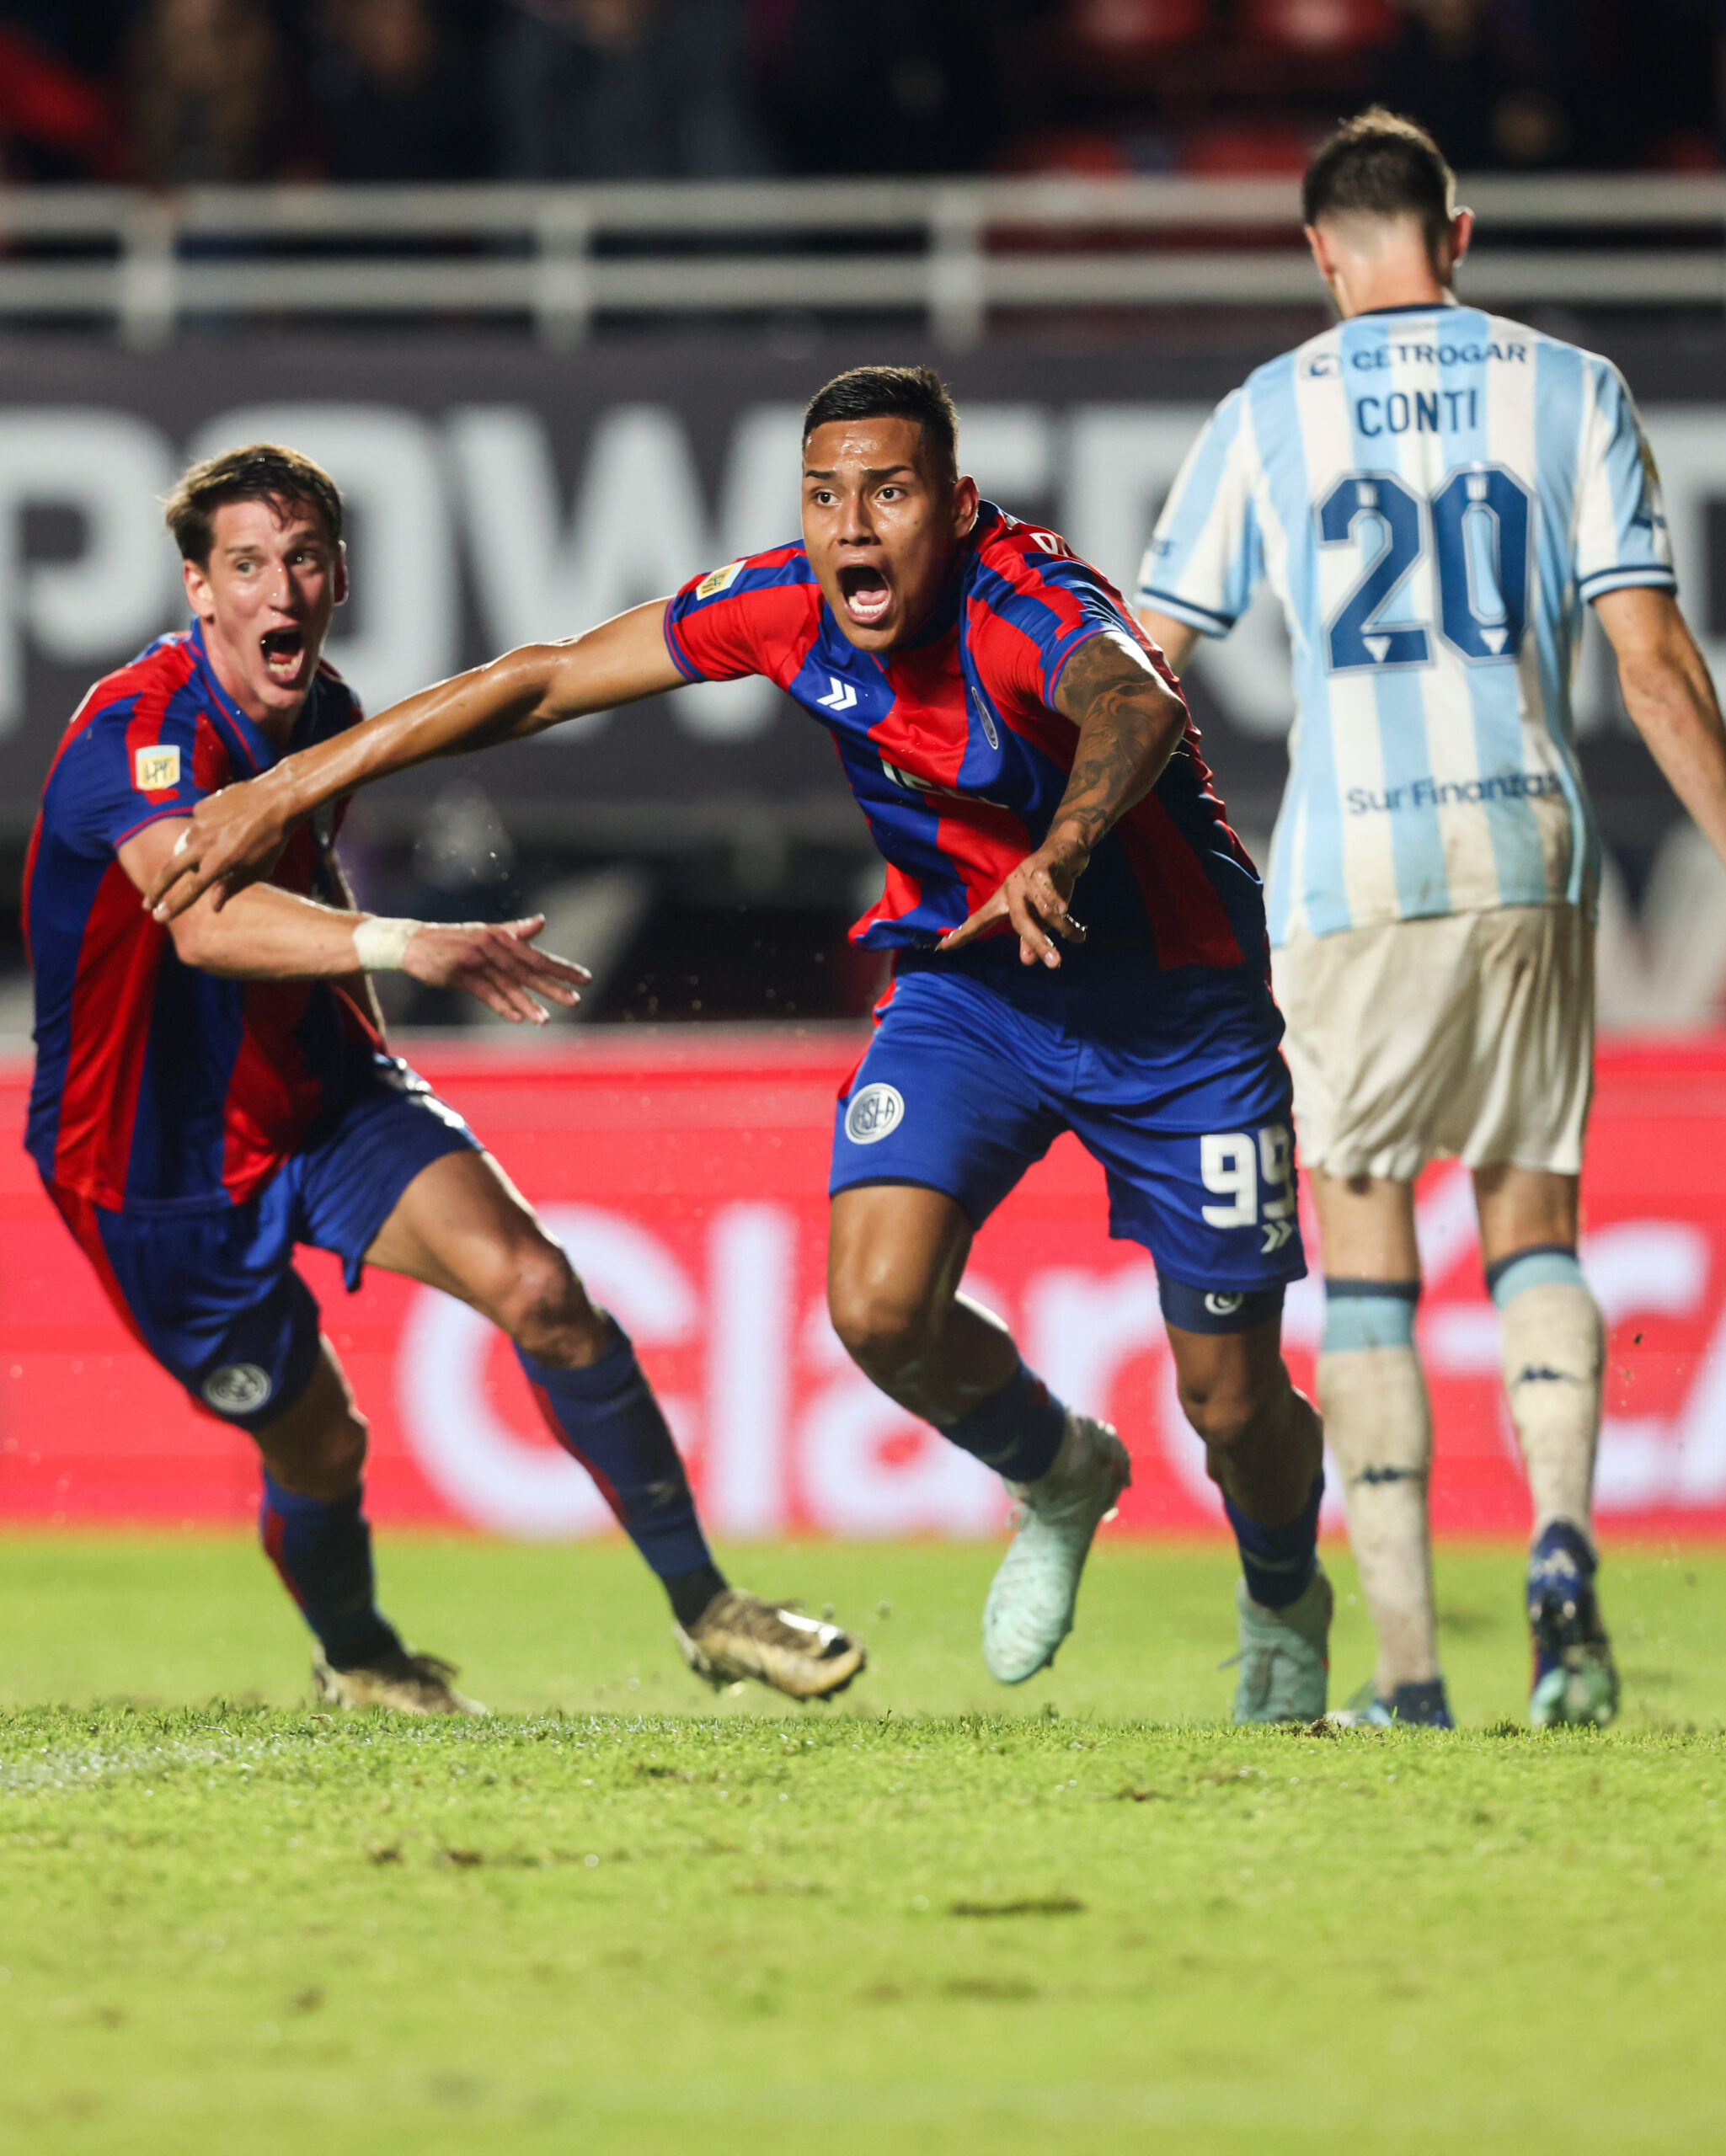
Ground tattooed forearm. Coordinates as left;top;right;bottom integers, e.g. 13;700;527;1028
1047;628;1189;855
935;631;1184;961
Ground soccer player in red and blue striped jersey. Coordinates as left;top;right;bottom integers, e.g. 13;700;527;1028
151;371;1334;1719
27;443;864;1711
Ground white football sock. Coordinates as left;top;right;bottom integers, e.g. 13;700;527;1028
1498;1279;1604;1540
1320;1342;1440;1695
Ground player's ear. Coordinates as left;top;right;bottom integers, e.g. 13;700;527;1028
1444;207;1474;279
333;540;350;608
954;472;980;536
182;552;213;621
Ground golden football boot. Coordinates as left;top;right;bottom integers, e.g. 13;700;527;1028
313;1649;486;1716
676;1590;866;1701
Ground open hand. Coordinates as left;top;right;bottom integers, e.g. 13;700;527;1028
937;841;1088;968
402;915;590;1024
144;781;295;921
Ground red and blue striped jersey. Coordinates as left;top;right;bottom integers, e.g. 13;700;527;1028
665;503;1265;965
24;622;382;1212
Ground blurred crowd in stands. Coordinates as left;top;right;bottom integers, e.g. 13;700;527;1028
1;0;1723;188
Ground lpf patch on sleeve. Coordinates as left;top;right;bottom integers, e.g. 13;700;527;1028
696;558;746;600
133;744;181;792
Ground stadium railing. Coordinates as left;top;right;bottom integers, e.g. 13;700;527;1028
1;174;1723;348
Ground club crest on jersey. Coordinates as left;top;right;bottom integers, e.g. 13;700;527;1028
845;1081;904;1146
696;559;746;600
203;1362;272;1414
133;744;180;793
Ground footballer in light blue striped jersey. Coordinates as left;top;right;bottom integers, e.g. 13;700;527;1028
1137;108;1726;1731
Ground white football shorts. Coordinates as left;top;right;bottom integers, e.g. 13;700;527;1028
1270;902;1594;1183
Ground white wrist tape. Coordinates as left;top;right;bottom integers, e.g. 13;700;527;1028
351;915;419;972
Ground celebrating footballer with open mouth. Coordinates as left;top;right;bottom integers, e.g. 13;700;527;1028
147;365;1333;1721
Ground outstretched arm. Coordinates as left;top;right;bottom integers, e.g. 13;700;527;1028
144;600;683;921
938;627;1190;967
1595;587;1726;869
120;819;588;1026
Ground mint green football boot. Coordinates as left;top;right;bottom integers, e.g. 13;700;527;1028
1230;1562;1333;1723
982;1412;1132;1684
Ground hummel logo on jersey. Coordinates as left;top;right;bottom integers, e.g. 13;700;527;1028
1260;1218;1296;1254
134;744;180;792
817;675;858;712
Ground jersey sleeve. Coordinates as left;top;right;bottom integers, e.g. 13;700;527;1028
54;691;215;860
1134;388;1264;638
1574;361;1676;605
663;547;817;688
970;537;1152;717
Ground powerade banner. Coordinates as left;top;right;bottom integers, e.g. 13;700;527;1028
1;330;1724;851
3;1033;1724;1540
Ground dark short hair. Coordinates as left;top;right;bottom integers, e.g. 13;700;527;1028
802;366;959;483
1301;107;1456;260
163;443;345;567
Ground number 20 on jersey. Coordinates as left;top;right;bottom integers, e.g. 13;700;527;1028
1319;463;1533;672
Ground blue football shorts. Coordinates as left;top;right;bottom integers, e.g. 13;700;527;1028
830;945;1306;1329
54;1059;478;1430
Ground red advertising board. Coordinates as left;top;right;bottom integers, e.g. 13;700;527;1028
3;1031;1723;1540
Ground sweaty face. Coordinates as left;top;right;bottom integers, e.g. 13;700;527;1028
184;497;345;731
801;417;978;653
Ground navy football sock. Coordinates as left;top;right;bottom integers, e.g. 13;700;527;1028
665;1564;729;1630
517;1324;717;1585
259;1475;402;1668
1224;1476;1324;1609
938;1358;1068;1483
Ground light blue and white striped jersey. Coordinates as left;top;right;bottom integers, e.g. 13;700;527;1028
1136;305;1675;944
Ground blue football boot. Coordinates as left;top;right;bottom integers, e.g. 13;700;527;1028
1527;1522;1618;1727
1332;1676;1455;1728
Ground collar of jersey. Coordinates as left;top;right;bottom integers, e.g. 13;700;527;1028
186;617;304;777
1355;298;1462;318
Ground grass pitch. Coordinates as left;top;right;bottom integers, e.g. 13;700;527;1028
2;1535;1723;2155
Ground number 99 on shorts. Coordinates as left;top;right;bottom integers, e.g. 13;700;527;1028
1199;1126;1296;1253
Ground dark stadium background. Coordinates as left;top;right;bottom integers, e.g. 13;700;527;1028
1;0;1725;1035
